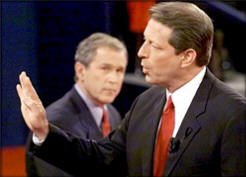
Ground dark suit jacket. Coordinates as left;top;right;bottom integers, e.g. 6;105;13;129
32;70;246;176
26;87;122;177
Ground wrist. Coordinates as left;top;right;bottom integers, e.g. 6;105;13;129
34;121;49;141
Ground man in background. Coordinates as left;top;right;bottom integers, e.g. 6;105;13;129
26;32;128;176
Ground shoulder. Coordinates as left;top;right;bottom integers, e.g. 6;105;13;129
205;70;246;112
214;81;246;111
46;89;73;111
134;85;165;103
46;88;86;121
123;86;165;116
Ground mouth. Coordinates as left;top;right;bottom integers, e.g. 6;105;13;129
142;67;150;75
141;61;150;75
103;88;117;94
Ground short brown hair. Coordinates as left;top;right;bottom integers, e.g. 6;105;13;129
74;32;127;67
150;2;214;66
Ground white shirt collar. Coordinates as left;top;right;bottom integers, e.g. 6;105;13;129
170;67;206;105
165;67;206;136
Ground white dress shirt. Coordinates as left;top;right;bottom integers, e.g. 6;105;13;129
167;67;206;137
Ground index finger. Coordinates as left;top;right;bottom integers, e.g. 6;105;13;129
19;71;40;101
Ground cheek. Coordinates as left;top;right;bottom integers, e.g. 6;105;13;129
85;79;102;95
151;59;168;73
117;76;124;86
153;54;176;69
94;82;105;94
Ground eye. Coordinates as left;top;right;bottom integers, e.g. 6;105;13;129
147;39;152;45
150;41;163;50
116;67;125;74
101;65;110;71
148;40;160;49
144;37;162;49
151;45;161;49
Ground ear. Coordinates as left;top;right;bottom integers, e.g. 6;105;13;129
74;61;86;81
180;49;197;68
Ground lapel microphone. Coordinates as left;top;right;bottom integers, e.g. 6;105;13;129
169;138;180;153
169;127;193;153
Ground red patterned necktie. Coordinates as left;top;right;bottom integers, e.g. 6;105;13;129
153;96;175;177
101;107;111;137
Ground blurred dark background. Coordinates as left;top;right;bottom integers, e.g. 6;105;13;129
1;0;245;147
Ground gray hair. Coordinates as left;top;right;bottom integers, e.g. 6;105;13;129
74;32;127;67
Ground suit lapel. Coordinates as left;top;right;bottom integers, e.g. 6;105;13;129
71;88;103;139
165;70;214;176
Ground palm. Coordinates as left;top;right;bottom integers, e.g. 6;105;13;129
16;71;48;139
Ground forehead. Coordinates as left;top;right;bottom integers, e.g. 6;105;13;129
92;47;127;65
144;19;173;44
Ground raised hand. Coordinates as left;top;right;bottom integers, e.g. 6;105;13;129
16;71;49;140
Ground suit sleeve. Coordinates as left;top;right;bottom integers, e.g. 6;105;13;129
25;105;72;177
28;91;144;176
25;132;39;177
30;114;130;176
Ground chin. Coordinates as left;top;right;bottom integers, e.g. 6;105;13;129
145;76;155;84
102;97;114;104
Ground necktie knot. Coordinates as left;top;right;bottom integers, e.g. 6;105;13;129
165;96;174;110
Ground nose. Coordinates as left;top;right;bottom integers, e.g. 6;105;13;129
137;41;149;59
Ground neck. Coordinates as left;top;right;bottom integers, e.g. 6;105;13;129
167;66;205;93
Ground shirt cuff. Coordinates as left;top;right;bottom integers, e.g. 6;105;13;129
32;134;46;146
